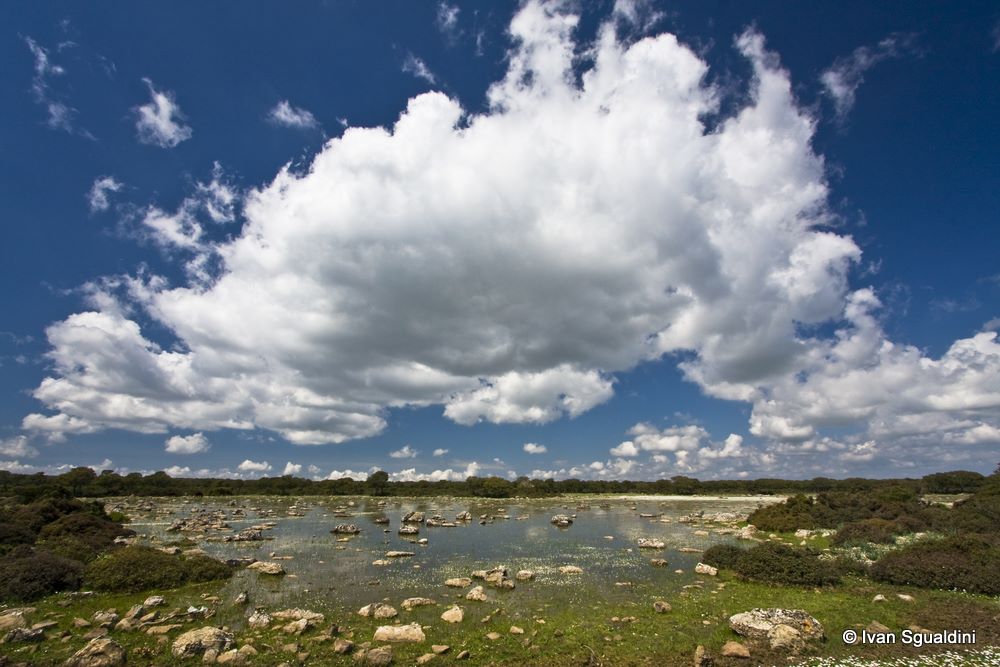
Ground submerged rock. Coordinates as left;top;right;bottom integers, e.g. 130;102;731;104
550;514;573;527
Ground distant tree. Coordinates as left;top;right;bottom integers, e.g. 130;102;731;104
366;471;390;496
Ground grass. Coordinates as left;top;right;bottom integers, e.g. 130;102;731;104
3;571;998;666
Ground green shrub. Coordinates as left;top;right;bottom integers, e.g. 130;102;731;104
733;542;841;586
702;544;746;570
832;518;900;546
0;546;84;601
869;535;1000;595
748;494;819;532
38;512;134;557
84;546;232;593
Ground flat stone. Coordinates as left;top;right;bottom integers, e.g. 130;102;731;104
558;565;583;574
729;608;824;641
64;637;127;667
365;646;393;666
440;606;464;623
694;562;718;576
373;622;425;642
247;561;285;575
720;641;750;658
485;632;501;640
401;597;435;611
171;626;235;658
431;645;450;654
445;577;472;588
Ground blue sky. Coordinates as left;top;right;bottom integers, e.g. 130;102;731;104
2;1;998;482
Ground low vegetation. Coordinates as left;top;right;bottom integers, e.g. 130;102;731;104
84;546;233;593
870;534;1000;595
703;542;841;586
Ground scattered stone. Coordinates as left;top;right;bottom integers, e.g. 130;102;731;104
650;558;669;567
146;624;182;635
637;538;665;549
465;586;488;602
92;610;119;627
693;530;709;537
398;525;420;536
677;547;702;553
550;514;573;527
273;609;325;622
720;641;750;659
728;608;824;641
281;618;313;635
445;577;472;588
72;618;91;628
456;650;470;660
485;632;501;640
365;646;393;666
441;606;464;623
653;600;671;613
402;511;426;523
358;603;398;619
558;565;583;574
64;637;127;667
373;622;425;642
455;512;472;521
510;626;524;635
695;563;718;576
873;594;886;602
867;621;891;634
247;561;285;575
143;595;166;608
401;597;435;611
332;524;361;534
334;638;355;654
416;654;436;665
515;570;535;581
896;594;915;603
0;609;32;632
171;626;235;659
2;627;43;643
247;611;272;628
385;551;414;558
693;644;712;667
768;624;805;652
431;645;450;654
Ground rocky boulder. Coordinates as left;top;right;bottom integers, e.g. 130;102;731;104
358;603;398;619
64;637;126;667
373;622;425;642
441;606;464;623
171;626;235;658
728;609;824;641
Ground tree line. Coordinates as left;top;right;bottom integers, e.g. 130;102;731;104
0;467;989;501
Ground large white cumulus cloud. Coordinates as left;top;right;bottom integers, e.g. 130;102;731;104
21;2;999;470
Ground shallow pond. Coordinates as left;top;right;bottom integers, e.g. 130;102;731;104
121;495;783;627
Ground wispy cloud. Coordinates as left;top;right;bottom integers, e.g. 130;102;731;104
24;36;90;136
820;33;916;121
87;176;123;213
403;54;437;85
134;78;192;148
267;100;319;129
390;445;418;459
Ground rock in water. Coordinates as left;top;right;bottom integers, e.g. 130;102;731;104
728;609;824;640
401;597;435;611
550;514;573;527
373;622;425;642
465;586;488;602
637;538;665;549
332;523;361;534
171;627;235;658
247;560;285;575
64;638;127;667
445;577;472;587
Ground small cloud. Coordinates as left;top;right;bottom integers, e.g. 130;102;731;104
390;445;418;459
0;436;38;459
87;176;123;213
267;100;319;130
432;448;449;456
609;440;639;457
820;33;916;121
992;21;1000;52
164;432;210;454
237;459;272;473
134;78;192;148
522;442;547;454
282;461;303;476
436;2;460;38
403;54;437;85
981;317;1000;332
24;36;87;135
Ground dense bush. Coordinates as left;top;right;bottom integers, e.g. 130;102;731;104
0;546;84;601
748;489;932;533
39;512;134;555
702;544;746;570
732;542;841;586
947;486;1000;534
832;518;901;546
870;535;1000;595
85;546;232;593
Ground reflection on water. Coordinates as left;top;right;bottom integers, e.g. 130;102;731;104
123;495;782;625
